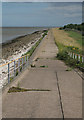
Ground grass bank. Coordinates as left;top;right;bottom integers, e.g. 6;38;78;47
52;28;84;71
65;30;83;48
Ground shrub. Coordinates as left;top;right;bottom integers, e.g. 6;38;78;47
57;51;69;60
57;50;83;69
16;71;18;76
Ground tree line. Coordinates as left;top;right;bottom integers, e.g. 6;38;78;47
59;23;84;33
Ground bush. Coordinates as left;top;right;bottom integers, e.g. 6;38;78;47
16;71;18;76
57;51;69;60
66;58;78;67
57;50;83;69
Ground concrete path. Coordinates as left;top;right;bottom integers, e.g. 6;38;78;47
2;30;82;118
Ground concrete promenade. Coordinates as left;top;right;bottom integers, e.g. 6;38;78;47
2;30;82;118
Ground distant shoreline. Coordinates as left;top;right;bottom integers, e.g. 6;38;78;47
2;30;40;46
1;27;49;44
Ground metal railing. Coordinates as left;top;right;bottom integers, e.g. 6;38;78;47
68;52;84;63
0;54;29;88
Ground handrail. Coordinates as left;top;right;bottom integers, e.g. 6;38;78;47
69;52;84;63
1;53;29;87
68;50;84;57
0;54;29;68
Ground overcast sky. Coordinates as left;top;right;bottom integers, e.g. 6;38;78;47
1;0;83;2
2;2;82;27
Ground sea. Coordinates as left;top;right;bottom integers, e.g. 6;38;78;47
1;27;48;44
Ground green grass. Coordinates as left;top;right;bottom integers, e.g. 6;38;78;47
54;29;84;71
10;77;13;82
57;50;84;71
65;30;82;47
54;36;82;55
65;67;73;71
55;33;84;71
40;65;48;68
65;30;84;55
54;41;65;52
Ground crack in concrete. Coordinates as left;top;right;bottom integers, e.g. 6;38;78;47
56;71;64;120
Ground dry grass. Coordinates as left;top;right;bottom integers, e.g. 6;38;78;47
52;28;81;49
8;87;51;93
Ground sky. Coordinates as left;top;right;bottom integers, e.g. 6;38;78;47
2;2;82;27
1;0;83;2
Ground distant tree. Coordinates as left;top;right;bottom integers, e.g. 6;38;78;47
59;23;84;34
63;25;66;29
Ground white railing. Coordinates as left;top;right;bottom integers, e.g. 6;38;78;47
68;52;84;63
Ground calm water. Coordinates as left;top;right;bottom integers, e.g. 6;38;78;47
1;27;48;44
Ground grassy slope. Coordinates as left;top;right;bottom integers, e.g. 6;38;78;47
65;30;82;47
52;28;84;70
52;28;82;50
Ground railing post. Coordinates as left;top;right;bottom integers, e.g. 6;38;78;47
14;60;16;77
27;55;28;66
25;56;26;65
70;52;71;57
78;55;80;61
22;57;23;70
75;54;77;60
82;56;84;63
70;52;72;57
18;59;20;73
8;63;10;83
72;52;73;58
73;53;74;59
77;54;78;61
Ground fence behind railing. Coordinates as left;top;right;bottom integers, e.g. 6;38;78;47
0;54;29;88
68;52;84;63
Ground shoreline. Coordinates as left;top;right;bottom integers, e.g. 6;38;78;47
2;27;49;45
2;30;42;46
2;30;47;64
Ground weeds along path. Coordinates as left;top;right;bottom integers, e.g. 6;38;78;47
2;29;82;118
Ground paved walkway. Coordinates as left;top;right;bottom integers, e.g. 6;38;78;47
2;30;82;118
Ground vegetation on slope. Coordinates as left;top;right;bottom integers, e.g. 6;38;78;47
52;27;84;71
